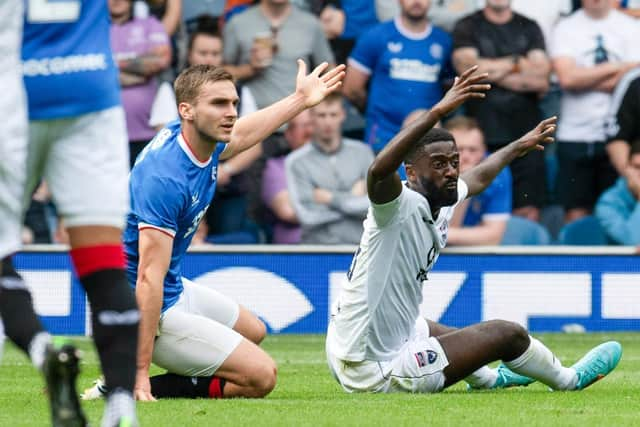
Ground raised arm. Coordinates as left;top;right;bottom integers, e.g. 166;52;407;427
134;228;172;401
220;61;345;160
367;66;490;204
462;116;557;197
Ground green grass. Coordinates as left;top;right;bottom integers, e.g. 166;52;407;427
1;333;638;426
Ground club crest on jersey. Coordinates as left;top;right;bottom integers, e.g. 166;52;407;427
430;43;443;60
388;42;403;53
414;350;438;367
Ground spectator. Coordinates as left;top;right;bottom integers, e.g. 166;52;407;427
445;116;512;245
606;68;640;186
343;0;453;153
286;93;374;244
135;0;183;36
511;0;573;46
223;0;335;110
595;141;640;245
261;110;314;243
109;0;171;167
551;0;640;223
611;0;640;18
452;0;550;221
428;0;481;33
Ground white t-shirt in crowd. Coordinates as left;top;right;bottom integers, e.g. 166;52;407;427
551;9;640;142
511;0;573;47
328;179;469;362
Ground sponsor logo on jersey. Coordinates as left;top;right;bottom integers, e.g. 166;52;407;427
191;193;200;206
389;58;440;83
23;53;108;77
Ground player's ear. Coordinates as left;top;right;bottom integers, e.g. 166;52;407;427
178;102;194;121
405;163;416;183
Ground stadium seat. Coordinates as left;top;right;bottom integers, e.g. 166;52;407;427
501;216;552;245
557;216;609;246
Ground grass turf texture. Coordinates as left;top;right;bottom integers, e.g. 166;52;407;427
0;333;637;426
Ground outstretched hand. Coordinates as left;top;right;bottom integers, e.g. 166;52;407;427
433;65;490;117
514;116;557;157
295;60;346;108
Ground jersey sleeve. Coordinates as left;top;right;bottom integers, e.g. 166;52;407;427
133;174;186;237
525;19;546;52
370;185;410;227
348;26;381;75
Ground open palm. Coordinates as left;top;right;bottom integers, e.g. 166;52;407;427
295;60;346;108
515;116;557;157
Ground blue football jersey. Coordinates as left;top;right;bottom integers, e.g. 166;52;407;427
349;18;453;152
22;0;120;119
123;121;226;312
463;167;512;227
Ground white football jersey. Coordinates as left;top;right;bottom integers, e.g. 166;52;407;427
328;179;469;362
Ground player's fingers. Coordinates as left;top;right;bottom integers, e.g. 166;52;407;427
466;72;490;85
459;65;479;81
326;81;343;93
539;116;558;127
466;84;491;92
324;71;345;88
466;92;486;99
296;59;307;80
311;61;329;77
321;63;346;81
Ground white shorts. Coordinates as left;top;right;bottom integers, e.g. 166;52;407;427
0;0;27;258
326;317;449;393
26;106;129;229
152;278;243;377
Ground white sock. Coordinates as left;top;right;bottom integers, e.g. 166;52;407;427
465;366;498;389
505;336;577;390
29;332;52;371
102;389;137;427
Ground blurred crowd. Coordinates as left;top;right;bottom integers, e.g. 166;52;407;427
23;0;640;247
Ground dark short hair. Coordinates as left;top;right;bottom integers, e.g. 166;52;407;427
187;29;221;54
174;65;234;105
404;128;455;165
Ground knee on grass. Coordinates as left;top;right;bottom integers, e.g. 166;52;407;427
244;360;277;398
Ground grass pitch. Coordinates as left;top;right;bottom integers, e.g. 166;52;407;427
0;333;638;426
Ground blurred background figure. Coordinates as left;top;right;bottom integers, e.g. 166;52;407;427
445;116;512;246
286;93;373;244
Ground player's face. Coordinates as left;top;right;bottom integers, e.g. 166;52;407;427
284;110;314;150
628;154;640;186
311;100;345;144
400;0;430;20
450;128;485;173
192;80;239;142
406;140;460;207
188;34;223;67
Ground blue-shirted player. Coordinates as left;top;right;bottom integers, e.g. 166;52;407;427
116;61;344;401
0;1;138;426
343;0;453;153
444;116;512;245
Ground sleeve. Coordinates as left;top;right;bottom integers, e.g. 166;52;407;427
595;185;640;245
607;78;640;143
146;17;170;48
133;174;186;237
261;159;286;205
148;82;178;128
310;18;336;66
549;18;573;59
456;178;469;204
370;186;412;227
347;27;381;75
451;16;477;50
481;169;512;221
526;19;546;52
285;153;343;226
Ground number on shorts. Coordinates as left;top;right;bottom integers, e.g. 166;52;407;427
27;0;81;23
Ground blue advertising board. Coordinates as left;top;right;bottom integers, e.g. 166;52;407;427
13;247;640;335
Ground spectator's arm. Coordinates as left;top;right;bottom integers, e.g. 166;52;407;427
286;157;342;227
452;48;515;83
552;57;628;91
160;0;181;36
269;190;299;224
607;140;631;176
447;218;508;246
595;194;640;245
328;192;369;216
120;71;148;87
118;44;171;77
497;49;551;93
343;63;369;113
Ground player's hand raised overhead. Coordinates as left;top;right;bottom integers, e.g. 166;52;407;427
295;60;346;108
433;65;490;117
513;116;557;157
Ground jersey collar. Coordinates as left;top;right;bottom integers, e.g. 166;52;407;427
178;132;212;168
394;16;433;40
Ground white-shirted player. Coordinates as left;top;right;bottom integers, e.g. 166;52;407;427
326;66;622;394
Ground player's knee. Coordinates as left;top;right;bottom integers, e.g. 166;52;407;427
497;320;529;349
249;359;277;398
